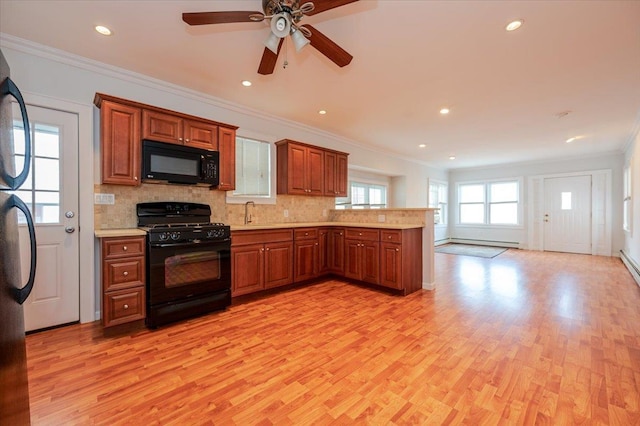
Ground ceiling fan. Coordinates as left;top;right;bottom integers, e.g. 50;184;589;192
182;0;358;75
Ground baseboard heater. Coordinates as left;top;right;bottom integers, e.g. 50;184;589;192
449;238;519;249
620;250;640;286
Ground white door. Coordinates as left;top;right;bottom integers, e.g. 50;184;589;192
12;104;79;331
543;175;592;254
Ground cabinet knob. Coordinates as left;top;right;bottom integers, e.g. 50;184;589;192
179;137;183;141
261;248;265;252
305;232;308;236
185;138;190;142
134;176;138;181
123;271;129;276
339;232;343;236
396;248;399;252
266;247;270;251
359;232;362;236
388;236;392;239
123;304;129;310
315;243;318;246
123;246;128;251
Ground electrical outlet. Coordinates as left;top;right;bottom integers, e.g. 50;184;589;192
284;209;289;218
94;193;115;205
378;214;386;223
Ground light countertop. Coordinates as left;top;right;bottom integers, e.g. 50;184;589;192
94;228;147;238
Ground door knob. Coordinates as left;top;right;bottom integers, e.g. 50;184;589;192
65;226;75;233
65;211;75;218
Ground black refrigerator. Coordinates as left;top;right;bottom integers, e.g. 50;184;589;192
0;48;37;424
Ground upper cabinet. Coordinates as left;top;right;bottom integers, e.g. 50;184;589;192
276;139;348;197
142;109;218;150
99;100;141;186
94;93;238;189
217;127;236;191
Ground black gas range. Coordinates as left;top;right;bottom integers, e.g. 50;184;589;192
137;202;231;328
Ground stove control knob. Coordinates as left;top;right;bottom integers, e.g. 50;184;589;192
159;232;169;241
170;232;181;241
206;230;216;239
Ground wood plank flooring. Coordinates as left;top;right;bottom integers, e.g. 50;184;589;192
25;250;640;424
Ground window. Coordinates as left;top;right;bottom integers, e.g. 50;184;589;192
11;120;60;224
624;163;632;232
232;137;271;198
428;180;447;225
458;180;520;226
336;181;387;209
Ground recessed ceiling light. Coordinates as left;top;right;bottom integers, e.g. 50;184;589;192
418;144;426;148
449;155;456;160
505;19;523;31
440;108;450;115
241;80;252;87
566;136;582;143
95;25;112;36
318;110;327;115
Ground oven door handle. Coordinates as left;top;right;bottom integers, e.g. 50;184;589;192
152;238;230;249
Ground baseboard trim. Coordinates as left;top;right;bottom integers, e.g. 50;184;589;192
449;238;520;249
620;250;640;286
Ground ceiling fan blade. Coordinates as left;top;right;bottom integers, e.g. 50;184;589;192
258;39;284;75
304;0;359;16
182;11;263;26
301;25;353;67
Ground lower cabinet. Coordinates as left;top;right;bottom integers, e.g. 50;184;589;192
294;228;319;282
231;230;294;296
101;236;146;327
344;228;380;284
231;226;422;297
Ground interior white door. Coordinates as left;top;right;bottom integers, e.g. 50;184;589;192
543;175;592;254
12;103;79;331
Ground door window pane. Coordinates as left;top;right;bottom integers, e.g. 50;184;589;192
561;192;572;210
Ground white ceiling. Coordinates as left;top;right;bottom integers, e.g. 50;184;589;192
1;0;639;170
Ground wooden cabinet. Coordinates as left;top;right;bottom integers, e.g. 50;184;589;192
142;109;219;150
379;229;423;295
276;139;348;197
324;151;348;197
344;228;380;284
94;93;238;190
327;228;345;274
231;229;293;296
217;126;236;191
318;228;329;275
99;100;141;186
101;236;146;327
294;228;319;282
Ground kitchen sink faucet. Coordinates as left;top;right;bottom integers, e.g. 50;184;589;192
244;201;255;225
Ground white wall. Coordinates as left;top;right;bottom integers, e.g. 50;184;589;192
448;152;625;252
624;131;640;269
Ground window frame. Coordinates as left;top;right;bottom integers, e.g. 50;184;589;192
456;178;523;228
335;180;388;210
428;179;448;226
623;162;632;233
226;135;277;205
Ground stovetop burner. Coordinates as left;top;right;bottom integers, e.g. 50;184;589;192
137;202;230;244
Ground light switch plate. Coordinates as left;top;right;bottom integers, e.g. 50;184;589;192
94;193;115;205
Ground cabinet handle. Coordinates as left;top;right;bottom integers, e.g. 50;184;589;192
123;246;128;251
123;271;129;276
123;304;129;310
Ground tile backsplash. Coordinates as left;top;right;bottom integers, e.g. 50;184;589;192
94;184;336;229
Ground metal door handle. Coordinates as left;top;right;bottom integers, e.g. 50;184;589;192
65;226;75;233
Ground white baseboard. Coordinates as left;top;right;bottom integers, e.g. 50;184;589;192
621;250;640;286
422;282;435;291
449;238;520;249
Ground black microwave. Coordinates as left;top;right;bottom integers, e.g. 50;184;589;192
142;140;219;186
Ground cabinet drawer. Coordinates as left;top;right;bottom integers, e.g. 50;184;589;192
345;228;380;241
103;237;145;258
232;229;293;246
294;228;318;240
381;230;402;243
103;287;145;327
103;256;145;291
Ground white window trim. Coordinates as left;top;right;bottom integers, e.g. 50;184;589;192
428;179;448;226
226;136;277;205
455;177;524;228
336;179;389;209
623;162;633;234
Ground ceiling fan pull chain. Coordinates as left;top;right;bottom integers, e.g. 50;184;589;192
283;36;289;69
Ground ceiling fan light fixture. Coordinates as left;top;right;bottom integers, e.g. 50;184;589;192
264;32;281;54
291;27;310;52
270;13;291;38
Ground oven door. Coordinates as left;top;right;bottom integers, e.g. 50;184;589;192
147;239;230;306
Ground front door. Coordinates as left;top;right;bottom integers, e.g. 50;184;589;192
543;175;592;254
12;104;79;331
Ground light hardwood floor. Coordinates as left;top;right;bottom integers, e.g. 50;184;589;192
26;250;640;424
